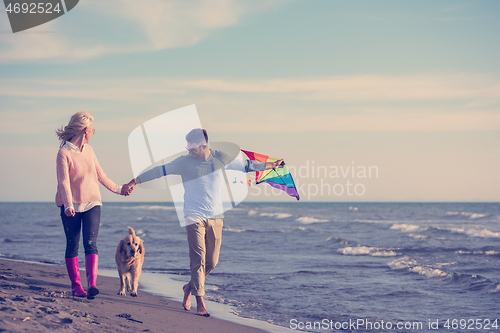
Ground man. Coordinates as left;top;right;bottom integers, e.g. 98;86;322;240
126;128;283;316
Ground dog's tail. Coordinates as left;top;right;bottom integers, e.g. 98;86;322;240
128;227;136;236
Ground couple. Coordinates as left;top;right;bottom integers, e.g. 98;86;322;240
56;111;284;315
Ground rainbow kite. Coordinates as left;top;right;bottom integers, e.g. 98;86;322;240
241;150;300;201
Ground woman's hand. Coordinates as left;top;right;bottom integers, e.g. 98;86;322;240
65;207;75;217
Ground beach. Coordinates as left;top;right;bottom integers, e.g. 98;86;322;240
1;202;500;333
0;258;267;333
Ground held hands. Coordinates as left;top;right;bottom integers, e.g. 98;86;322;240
121;179;136;196
120;185;131;196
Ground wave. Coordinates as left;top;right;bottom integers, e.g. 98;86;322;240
446;227;500;238
338;246;400;257
247;210;293;219
426;226;500;238
391;223;428;233
136;229;147;237
223;227;252;233
445;211;489;220
407;234;428;240
137;216;162;221
448;272;497;292
3;239;19;243
260;213;293;219
117;205;176;211
391;223;500;239
388;256;448;278
489;284;500;294
296;216;330;224
455;250;500;255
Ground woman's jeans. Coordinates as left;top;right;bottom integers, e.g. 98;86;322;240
60;205;101;258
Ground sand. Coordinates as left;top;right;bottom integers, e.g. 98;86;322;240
0;258;268;333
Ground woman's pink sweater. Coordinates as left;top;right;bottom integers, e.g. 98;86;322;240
56;144;119;208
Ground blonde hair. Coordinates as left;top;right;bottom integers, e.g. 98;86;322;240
56;111;94;147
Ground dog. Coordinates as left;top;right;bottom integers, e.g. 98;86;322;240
115;227;145;297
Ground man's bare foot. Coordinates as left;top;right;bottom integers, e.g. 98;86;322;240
182;283;191;311
195;296;210;317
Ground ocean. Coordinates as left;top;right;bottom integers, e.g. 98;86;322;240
1;202;499;332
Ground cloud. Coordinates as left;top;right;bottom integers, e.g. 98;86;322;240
1;73;499;133
1;73;499;102
174;74;500;101
0;0;286;63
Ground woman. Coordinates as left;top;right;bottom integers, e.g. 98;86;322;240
55;111;130;298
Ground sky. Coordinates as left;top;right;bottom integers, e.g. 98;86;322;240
0;0;499;202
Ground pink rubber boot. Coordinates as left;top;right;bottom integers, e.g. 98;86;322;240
85;254;100;299
65;257;87;297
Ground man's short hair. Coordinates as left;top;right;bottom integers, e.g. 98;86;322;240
186;128;208;146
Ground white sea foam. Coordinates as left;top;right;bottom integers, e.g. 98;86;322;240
388;256;448;278
137;216;161;221
136;229;147;237
260;213;293;219
407;234;428;240
113;205;175;210
460;250;491;255
435;262;455;267
248;210;258;215
338;246;400;257
139;205;176;210
388;256;417;269
448;227;500;238
409;266;448;278
296;216;330;224
466;228;500;238
223;227;248;233
390;223;427;233
446;211;488;219
489;285;500;294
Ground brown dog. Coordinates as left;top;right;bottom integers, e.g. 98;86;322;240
115;227;145;297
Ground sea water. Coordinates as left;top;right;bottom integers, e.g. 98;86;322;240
1;202;499;332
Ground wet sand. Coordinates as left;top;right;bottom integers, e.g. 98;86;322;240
0;258;267;332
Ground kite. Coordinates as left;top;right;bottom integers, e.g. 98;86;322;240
241;149;300;201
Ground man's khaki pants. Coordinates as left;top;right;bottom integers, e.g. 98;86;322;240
185;215;223;297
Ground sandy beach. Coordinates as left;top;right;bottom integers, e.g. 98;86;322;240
0;258;268;333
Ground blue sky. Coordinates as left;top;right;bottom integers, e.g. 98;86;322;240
0;0;499;202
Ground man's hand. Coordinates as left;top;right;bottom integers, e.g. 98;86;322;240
127;179;136;195
266;159;285;170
